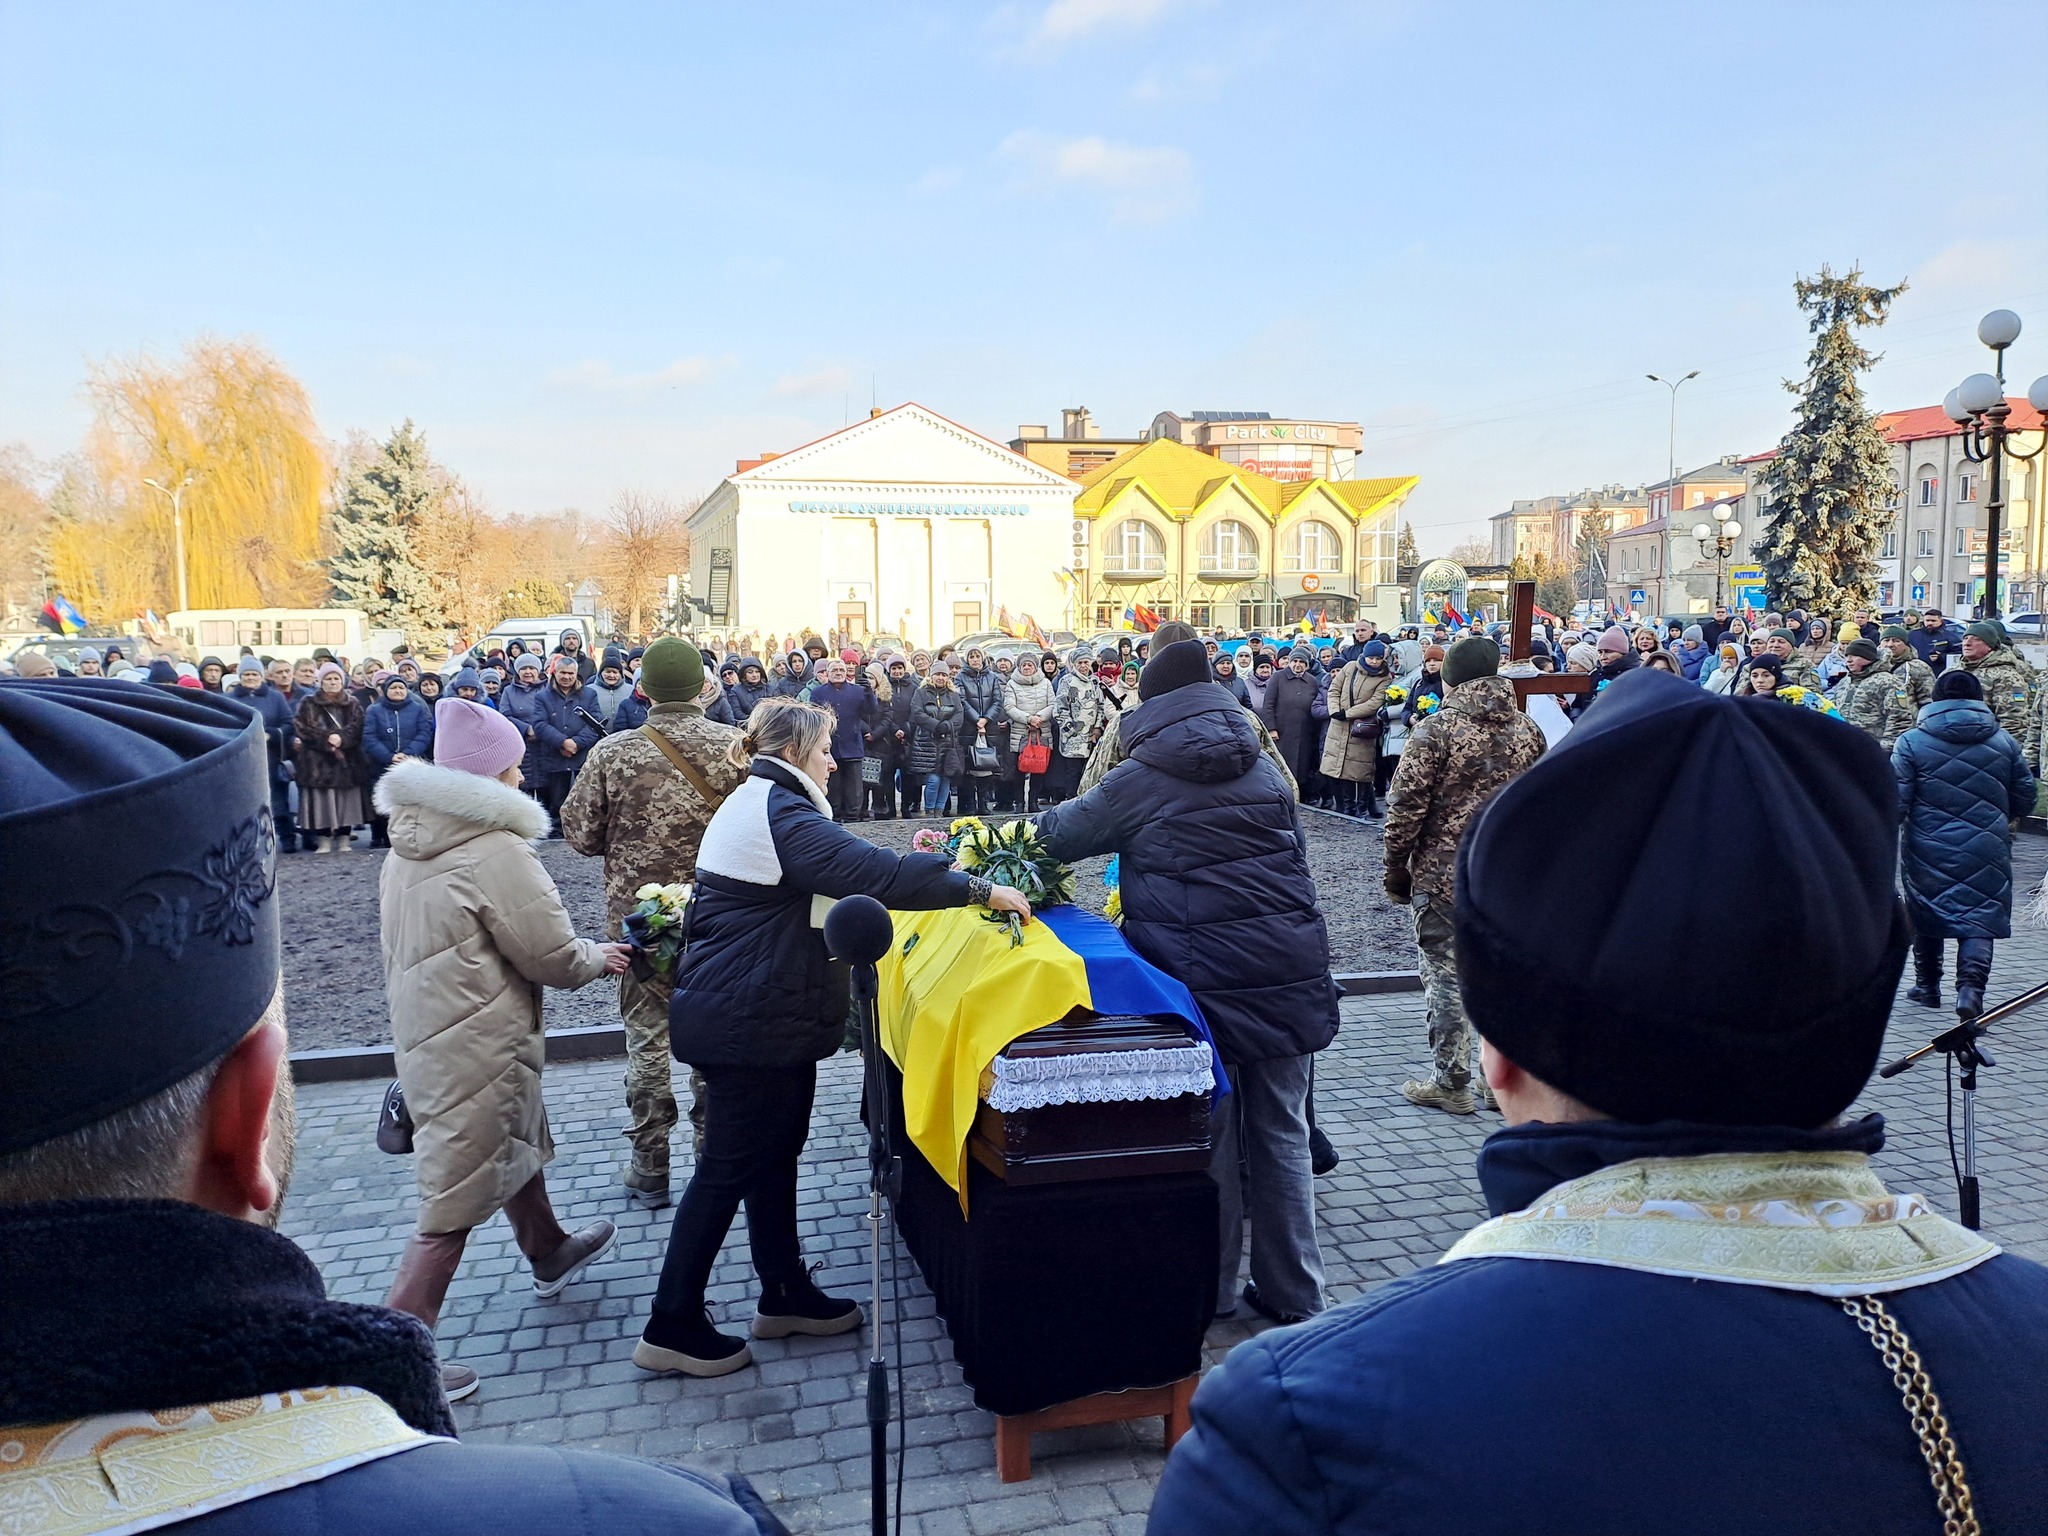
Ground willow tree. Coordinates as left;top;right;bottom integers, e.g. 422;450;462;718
1756;266;1906;613
86;338;328;613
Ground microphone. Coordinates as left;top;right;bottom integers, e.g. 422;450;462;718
825;895;895;966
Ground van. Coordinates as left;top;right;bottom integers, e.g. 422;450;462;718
476;615;598;661
168;608;372;664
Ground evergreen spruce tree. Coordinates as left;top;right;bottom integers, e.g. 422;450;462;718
1397;521;1419;570
1756;266;1906;614
327;421;447;643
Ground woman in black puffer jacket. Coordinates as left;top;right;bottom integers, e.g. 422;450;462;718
639;699;1027;1380
907;663;967;816
865;656;917;817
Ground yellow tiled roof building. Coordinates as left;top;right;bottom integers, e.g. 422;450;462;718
1069;437;1418;630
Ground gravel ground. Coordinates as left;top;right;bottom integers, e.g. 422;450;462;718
279;808;1411;1052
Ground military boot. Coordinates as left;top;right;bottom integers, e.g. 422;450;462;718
1401;1078;1475;1116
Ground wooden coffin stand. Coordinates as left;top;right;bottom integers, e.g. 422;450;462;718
884;1009;1218;1483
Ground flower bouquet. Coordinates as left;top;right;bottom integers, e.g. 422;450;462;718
1103;853;1122;927
920;816;1075;946
1413;692;1441;717
1382;683;1407;708
622;881;692;984
1776;685;1840;717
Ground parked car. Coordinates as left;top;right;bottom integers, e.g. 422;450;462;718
2002;612;2045;640
6;633;157;670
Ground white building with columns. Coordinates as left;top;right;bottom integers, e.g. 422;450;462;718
685;403;1078;648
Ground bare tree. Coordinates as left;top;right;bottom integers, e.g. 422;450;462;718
599;492;694;639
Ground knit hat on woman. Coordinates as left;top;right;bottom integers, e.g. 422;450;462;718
434;697;527;777
1596;627;1630;655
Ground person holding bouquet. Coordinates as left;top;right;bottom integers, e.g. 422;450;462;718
635;698;1030;1379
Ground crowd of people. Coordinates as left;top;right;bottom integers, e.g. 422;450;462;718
8;600;2048;1532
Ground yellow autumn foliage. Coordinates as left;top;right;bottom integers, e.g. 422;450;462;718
48;337;328;619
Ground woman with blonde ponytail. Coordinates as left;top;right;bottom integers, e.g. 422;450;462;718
633;697;1030;1380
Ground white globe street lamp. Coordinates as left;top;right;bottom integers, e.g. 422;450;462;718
1948;310;2047;619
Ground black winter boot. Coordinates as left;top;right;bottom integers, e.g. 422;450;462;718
1955;939;1993;1022
753;1266;862;1340
1906;938;1943;1010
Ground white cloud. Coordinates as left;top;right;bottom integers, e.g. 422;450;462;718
772;366;853;400
548;355;725;393
1128;61;1222;104
998;130;1196;224
1034;0;1181;47
914;167;962;196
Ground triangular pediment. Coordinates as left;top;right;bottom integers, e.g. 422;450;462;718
734;403;1076;491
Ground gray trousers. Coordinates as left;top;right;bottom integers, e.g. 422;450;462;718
1211;1053;1326;1319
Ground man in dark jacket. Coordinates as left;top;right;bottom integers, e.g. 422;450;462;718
232;654;302;853
552;626;597;682
1037;640;1341;1326
1151;668;2048;1536
523;654;603;829
0;680;783;1536
1909;605;1965;668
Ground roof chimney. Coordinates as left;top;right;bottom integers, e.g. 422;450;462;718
1061;406;1092;440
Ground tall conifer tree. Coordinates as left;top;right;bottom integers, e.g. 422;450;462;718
1756;266;1905;613
328;420;447;643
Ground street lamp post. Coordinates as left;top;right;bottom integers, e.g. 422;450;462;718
1691;517;1744;610
141;472;196;613
1943;310;2048;621
1648;370;1700;516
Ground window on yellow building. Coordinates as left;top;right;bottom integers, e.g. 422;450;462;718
1285;519;1342;574
1199;519;1261;576
1105;518;1167;575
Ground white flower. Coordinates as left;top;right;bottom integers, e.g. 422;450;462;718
635;883;663;900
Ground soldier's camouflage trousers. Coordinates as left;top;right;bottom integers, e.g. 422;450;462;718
619;972;705;1175
1412;893;1473;1090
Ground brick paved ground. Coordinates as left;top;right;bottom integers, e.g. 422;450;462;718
281;840;2048;1534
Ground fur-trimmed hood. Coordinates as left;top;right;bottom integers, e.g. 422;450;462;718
375;758;550;858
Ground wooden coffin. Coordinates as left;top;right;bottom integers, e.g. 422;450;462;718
968;1012;1212;1185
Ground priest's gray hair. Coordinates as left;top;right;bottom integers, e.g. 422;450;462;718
0;989;287;1208
0;1056;220;1206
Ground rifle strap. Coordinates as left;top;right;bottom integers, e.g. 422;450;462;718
638;724;727;812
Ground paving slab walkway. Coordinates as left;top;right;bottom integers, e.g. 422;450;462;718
282;841;2048;1534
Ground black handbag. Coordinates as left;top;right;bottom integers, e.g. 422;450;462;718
969;725;999;774
1350;714;1383;740
375;1079;414;1154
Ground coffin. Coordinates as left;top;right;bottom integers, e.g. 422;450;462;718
967;1011;1213;1184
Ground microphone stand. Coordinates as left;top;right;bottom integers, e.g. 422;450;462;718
1879;977;2048;1230
850;951;899;1536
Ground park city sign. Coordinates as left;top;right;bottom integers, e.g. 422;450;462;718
1220;422;1333;442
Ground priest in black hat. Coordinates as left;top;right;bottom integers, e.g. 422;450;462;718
1150;668;2048;1535
0;678;783;1534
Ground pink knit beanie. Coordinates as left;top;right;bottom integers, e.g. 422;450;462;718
434;697;526;777
1596;627;1631;655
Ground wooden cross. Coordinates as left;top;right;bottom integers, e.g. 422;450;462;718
1504;580;1593;714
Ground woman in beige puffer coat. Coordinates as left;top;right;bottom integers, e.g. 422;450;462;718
375;697;632;1399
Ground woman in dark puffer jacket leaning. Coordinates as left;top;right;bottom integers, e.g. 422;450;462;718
634;699;1030;1378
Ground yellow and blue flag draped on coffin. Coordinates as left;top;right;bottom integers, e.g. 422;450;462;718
877;905;1219;1210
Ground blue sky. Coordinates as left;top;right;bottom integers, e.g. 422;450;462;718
4;0;2046;549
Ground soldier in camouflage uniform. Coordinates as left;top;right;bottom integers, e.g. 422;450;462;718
1880;625;1936;717
1961;621;2032;745
560;639;743;1209
1828;639;1918;748
1381;638;1546;1116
